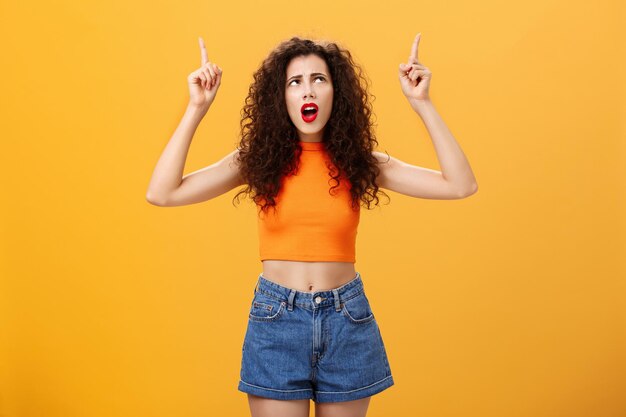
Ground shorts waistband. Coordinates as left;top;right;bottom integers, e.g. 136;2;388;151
254;272;364;311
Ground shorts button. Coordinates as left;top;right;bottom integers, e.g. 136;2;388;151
315;296;322;304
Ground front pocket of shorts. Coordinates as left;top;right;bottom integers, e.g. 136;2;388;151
342;292;375;324
248;293;286;322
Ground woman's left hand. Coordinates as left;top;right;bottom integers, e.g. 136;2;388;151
398;33;432;104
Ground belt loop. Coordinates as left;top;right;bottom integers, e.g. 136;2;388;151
287;289;296;311
254;275;261;294
332;289;341;312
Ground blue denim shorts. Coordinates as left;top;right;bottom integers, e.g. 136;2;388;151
237;271;394;403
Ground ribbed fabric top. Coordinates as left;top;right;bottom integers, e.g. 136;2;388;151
257;140;360;262
299;140;326;151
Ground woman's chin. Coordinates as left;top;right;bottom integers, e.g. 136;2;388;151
296;124;326;136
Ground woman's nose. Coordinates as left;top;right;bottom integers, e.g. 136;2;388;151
302;82;316;99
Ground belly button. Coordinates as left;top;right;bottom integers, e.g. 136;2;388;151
308;284;313;291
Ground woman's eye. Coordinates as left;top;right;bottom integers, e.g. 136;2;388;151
288;76;325;86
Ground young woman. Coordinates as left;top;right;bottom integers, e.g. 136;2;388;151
147;34;477;417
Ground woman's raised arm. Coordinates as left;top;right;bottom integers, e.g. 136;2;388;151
146;37;230;206
148;148;244;207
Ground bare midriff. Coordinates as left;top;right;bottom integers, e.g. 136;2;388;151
261;260;357;293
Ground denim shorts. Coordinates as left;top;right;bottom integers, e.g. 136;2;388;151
237;271;394;403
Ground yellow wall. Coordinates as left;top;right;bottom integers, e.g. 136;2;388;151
1;0;624;416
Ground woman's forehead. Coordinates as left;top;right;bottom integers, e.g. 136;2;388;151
286;55;329;77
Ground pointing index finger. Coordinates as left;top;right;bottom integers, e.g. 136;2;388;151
409;33;421;63
198;36;208;66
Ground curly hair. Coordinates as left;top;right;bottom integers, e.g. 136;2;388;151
232;36;390;214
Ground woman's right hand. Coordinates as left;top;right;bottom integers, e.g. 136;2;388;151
187;37;223;110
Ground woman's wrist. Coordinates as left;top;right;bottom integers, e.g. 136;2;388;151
185;102;210;119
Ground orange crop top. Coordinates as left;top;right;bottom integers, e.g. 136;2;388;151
257;140;360;262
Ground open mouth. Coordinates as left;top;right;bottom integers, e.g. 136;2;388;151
301;103;319;123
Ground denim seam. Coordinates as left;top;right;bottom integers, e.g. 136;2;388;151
252;301;273;312
239;379;313;392
342;304;375;324
314;375;393;394
377;326;391;375
248;301;286;321
256;288;364;307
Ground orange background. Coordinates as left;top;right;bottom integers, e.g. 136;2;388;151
1;0;624;416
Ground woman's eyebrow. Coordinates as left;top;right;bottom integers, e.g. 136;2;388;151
287;72;327;81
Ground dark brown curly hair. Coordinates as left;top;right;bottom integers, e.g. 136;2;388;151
232;36;390;214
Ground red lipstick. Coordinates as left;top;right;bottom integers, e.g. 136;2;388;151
301;102;319;123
